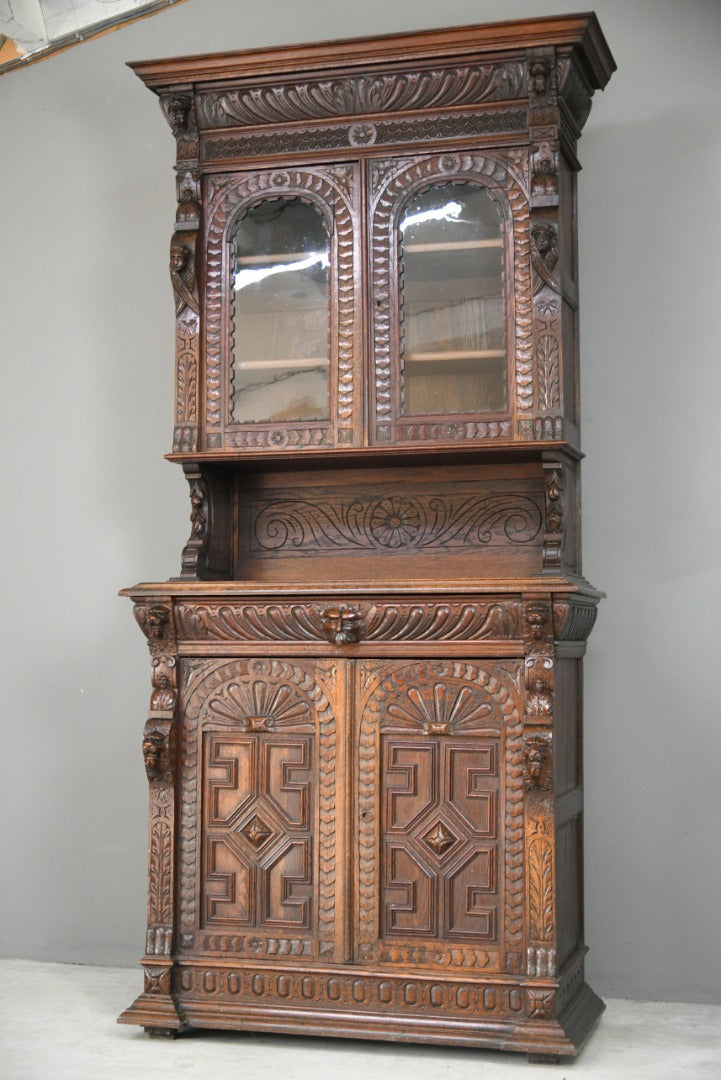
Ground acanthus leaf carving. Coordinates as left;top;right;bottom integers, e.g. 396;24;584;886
148;821;173;926
528;821;555;943
173;599;522;644
196;63;526;129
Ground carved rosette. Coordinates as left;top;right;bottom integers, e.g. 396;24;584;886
369;151;532;443
203;165;357;447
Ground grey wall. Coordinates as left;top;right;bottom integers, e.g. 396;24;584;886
1;0;719;1005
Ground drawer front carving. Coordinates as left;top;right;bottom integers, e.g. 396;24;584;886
175;598;522;646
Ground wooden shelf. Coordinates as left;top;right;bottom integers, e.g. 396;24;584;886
403;239;503;254
404;349;505;362
236;356;329;370
236;251;326;265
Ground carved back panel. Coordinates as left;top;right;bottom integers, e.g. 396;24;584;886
235;462;545;582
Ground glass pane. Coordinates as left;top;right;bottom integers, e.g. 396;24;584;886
231;197;330;423
399;183;507;416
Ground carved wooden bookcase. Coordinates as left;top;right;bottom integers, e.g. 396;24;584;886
119;14;615;1063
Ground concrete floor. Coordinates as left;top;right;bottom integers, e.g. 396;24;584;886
1;960;719;1079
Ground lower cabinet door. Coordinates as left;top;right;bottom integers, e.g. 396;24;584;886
177;656;347;965
355;658;526;979
176;655;526;992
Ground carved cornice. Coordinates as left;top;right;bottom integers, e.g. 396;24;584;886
201;106;528;161
553;596;599;642
196;63;526;130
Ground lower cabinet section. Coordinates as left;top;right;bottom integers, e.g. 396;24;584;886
120;635;602;1057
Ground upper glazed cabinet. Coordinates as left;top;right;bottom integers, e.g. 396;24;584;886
134;15;614;456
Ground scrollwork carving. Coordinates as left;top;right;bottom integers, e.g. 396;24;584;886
251;492;543;554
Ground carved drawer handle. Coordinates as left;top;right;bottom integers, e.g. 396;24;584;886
319;606;365;645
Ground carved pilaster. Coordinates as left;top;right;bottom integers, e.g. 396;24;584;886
127;600;182;1025
521;593;556;975
160;91;201;455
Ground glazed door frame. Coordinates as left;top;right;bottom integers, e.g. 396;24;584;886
367;149;531;448
202;162;364;452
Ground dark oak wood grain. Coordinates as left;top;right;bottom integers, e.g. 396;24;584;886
119;13;614;1062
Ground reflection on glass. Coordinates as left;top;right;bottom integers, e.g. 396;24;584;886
399;183;507;416
231;197;330;423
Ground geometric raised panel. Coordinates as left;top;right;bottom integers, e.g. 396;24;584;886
385;845;435;936
356;657;524;972
380;731;502;947
447;848;498;939
202;733;313;933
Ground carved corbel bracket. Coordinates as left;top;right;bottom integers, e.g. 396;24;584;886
531;222;560;294
542;459;566;572
134;601;177;656
523;733;552;790
524;656;554;725
142;719;173;784
150;655;177;714
160;90;199;164
179;465;209;578
522;598;553;651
